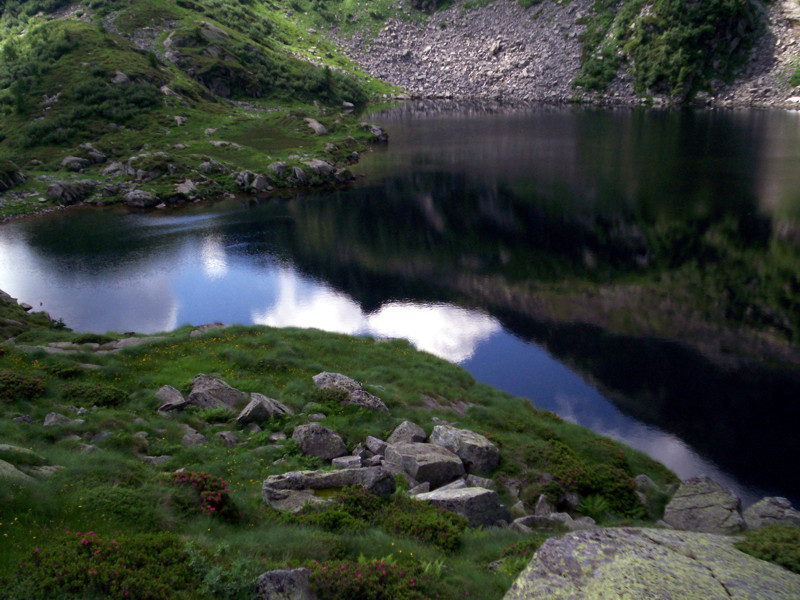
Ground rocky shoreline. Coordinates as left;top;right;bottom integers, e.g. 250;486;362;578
340;0;800;109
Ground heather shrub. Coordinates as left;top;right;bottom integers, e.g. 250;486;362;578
171;470;238;521
735;525;800;574
309;558;442;600
377;494;468;552
0;371;45;402
61;381;127;407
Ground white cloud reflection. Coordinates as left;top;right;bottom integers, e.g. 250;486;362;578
251;269;500;362
200;234;228;279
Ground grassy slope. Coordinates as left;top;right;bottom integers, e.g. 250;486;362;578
0;0;401;219
0;291;677;599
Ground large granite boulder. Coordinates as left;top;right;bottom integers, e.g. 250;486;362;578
292;423;347;460
0;459;35;484
743;497;800;529
186;374;248;411
237;393;293;425
0;444;47;467
384;442;464;488
503;527;800;599
386;420;427;444
254;568;316;600
429;424;500;475
262;466;395;513
414;487;510;527
663;476;745;533
312;372;388;412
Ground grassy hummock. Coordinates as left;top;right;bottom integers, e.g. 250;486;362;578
0;289;679;599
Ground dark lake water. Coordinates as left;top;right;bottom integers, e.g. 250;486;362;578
2;104;800;507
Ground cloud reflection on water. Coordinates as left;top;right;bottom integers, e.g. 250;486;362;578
252;268;500;362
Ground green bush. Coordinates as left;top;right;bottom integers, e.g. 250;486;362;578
61;381;128;407
0;371;45;402
171;470;238;521
11;531;201;600
378;494;468;552
735;525;800;574
309;558;441;600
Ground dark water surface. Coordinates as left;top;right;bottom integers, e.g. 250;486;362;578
3;105;800;506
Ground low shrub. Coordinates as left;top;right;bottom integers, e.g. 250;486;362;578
577;494;612;522
171;470;238;521
0;371;45;402
735;525;800;574
309;558;441;600
61;381;128;407
12;531;201;600
378;494;468;552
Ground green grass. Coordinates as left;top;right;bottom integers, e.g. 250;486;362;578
0;293;682;598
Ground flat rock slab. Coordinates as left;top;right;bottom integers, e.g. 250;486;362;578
663;476;745;533
415;487;511;527
262;466;395;513
312;372;389;412
503;527;800;600
384;442;465;488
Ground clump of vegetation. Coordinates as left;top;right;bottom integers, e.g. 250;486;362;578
171;470;238;521
309;557;443;600
735;525;800;574
61;381;128;407
576;0;759;99
0;371;45;402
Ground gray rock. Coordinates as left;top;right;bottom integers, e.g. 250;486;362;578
415;487;510;527
110;70;130;85
408;482;431;495
262;466;395;513
46;180;98;205
182;430;207;447
386;420;427;444
437;478;468;491
291;423;347;460
269;161;287;176
12;415;33;424
189;323;227;337
254;568;317;600
216;431;238;448
43;412;72;427
292;167;308;185
269;432;287;442
175;179;197;197
363;455;383;467
312;372;389;412
634;473;660;494
245;423;262;434
124;189;159;208
143;455;172;467
236;394;293;425
503;527;800;600
156;385;187;412
384;441;465;488
743;497;800;529
365;435;388;455
308;413;326;422
0;458;35;484
535;494;555;517
466;474;497;490
429;424;500;475
331;455;362;469
0;444;47;466
663;477;745;534
186;374;248;411
301;159;334;177
304;118;328;135
61;156;91;171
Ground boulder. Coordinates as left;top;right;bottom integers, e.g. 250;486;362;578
262;466;395;513
61;156;91;171
156;385;187;412
414;487;510;527
331;456;362;469
503;527;800;600
312;372;388;412
291;423;347;460
534;494;555;517
663;476;745;534
365;435;388;455
304;118;328;135
384;442;464;488
429;424;500;475
236;394;293;425
0;160;26;191
0;444;47;467
124;189;160;208
386;421;427;444
0;459;35;484
254;568;317;600
216;431;238;448
186;374;248;411
46;180;98;205
465;474;496;490
292;167;308;185
43;412;72;427
301;159;334;177
181;428;207;447
743;497;800;529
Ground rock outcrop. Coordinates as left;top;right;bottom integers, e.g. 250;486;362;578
663;476;745;534
262;466;395;513
312;372;389;412
186;374;248;411
414;487;510;527
384;441;465;488
429;424;500;475
237;393;293;424
386;420;427;444
503;527;800;599
743;496;800;530
292;423;347;460
254;568;317;600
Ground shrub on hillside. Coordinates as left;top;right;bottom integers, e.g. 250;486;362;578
171;470;238;521
309;558;442;600
61;381;127;407
0;371;45;402
735;525;800;574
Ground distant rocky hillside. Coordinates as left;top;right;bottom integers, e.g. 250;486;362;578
340;0;800;107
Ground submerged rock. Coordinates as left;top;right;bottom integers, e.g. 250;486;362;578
503;527;800;599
